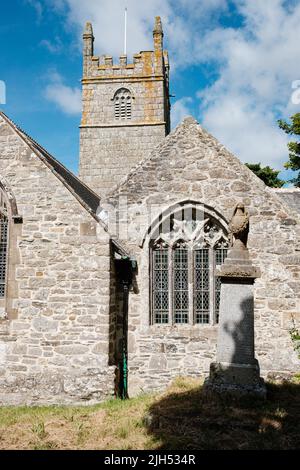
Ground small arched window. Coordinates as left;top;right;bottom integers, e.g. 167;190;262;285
150;205;229;325
0;189;9;298
114;88;132;120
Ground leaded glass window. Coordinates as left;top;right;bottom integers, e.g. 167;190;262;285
114;88;132;120
173;242;189;324
194;248;210;324
152;240;169;324
150;206;229;325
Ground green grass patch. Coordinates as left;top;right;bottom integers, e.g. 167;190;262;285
0;375;299;450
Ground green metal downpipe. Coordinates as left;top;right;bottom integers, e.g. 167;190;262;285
115;257;136;400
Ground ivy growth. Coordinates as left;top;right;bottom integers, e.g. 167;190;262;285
290;315;300;359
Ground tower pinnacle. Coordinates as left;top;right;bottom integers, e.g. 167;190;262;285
153;16;164;51
80;16;170;195
83;22;94;76
84;22;94;37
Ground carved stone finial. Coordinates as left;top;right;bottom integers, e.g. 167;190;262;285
217;203;260;279
228;203;249;250
83;22;94;37
153;16;164;51
153;16;163;34
83;21;94;76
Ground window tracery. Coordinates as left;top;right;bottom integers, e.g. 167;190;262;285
151;212;229;325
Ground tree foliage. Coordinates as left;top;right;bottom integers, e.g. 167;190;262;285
278;113;300;187
245;163;285;188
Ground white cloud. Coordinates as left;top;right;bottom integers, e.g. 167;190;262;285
198;0;300;168
45;73;81;115
45;0;226;65
171;97;193;128
47;0;169;59
43;0;300;169
202;93;289;167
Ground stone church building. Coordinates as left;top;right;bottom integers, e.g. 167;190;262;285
0;18;299;404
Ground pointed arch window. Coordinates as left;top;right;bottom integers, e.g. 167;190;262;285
150;207;229;325
0;189;9;298
113;88;132;120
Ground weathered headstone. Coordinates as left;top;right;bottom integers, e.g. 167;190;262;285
205;204;266;398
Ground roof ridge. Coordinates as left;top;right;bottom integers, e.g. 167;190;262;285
0;111;101;217
106;118;189;198
272;187;300;192
106;116;266;199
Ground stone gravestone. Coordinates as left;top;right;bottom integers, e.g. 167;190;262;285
205;204;266;398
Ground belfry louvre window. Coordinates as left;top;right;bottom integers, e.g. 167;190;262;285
114;88;132;120
0;189;8;298
150;208;229;325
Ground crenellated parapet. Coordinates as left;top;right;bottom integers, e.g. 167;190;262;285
79;16;171;196
82;17;169;83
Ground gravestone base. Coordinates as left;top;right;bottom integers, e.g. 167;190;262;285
204;361;267;399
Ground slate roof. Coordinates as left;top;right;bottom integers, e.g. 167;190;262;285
0;111;131;257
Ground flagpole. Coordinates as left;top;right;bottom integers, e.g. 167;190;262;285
124;7;127;55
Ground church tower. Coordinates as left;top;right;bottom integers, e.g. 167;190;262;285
79;17;171;196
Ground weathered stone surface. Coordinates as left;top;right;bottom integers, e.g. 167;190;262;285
216;282;256;364
107;117;300;396
205;362;267;399
273;188;300;215
0;114;114;404
79;20;170;196
205;220;266;398
32;317;58;332
0;33;300;405
149;353;167;370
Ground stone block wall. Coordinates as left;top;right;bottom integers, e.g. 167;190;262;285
79;31;170;196
273;188;300;215
107;118;300;396
0;116;115;405
80;124;166;195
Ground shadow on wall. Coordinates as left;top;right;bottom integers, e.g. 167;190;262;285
223;295;255;366
144;380;300;450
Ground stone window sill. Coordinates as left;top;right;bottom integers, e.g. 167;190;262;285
149;323;219;330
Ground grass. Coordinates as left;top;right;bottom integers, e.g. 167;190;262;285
0;375;299;450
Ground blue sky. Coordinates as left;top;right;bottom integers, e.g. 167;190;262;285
0;0;300;181
0;0;81;172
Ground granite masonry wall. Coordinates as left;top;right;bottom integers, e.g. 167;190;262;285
0;115;115;405
1;111;299;404
80;124;166;196
273;188;300;215
79;20;170;196
106;117;300;396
